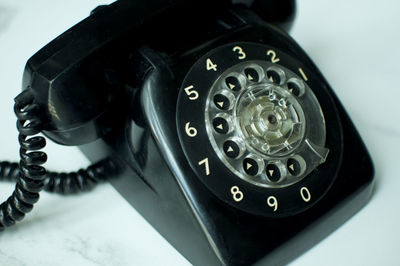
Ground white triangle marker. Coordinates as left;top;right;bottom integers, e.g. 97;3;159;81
228;83;235;90
227;146;234;152
289;164;295;171
247;74;253;81
269;76;274;82
268;170;274;177
217;101;224;108
246;163;252;170
216;124;223;130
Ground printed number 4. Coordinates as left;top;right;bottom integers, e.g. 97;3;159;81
206;58;217;71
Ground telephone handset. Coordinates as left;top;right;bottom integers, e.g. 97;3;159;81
0;0;374;265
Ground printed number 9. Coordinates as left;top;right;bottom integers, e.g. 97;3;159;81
267;196;278;211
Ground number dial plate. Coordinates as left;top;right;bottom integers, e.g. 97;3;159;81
176;42;342;217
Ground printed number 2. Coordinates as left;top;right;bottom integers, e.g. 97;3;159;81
206;58;217;71
267;50;280;63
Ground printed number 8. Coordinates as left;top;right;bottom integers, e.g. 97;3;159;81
231;186;244;202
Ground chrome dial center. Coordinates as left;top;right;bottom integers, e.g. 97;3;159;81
205;60;328;188
235;84;305;157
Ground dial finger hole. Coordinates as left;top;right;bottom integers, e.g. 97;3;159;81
266;66;286;85
265;162;286;183
244;64;264;83
287;78;305;97
213;90;235;111
287;155;306;177
223;138;245;159
243;156;264;177
214;94;229;110
212;116;230;135
225;75;243;92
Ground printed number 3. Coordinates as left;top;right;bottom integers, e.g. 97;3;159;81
233;46;246;59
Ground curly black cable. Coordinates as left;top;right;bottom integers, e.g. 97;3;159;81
44;159;117;194
0;89;47;230
0;89;117;231
0;159;116;194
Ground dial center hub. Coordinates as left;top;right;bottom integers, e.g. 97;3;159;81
235;85;305;157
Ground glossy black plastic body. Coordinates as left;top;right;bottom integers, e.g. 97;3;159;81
77;7;374;266
21;0;374;265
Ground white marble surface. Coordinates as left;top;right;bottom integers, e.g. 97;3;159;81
0;0;399;265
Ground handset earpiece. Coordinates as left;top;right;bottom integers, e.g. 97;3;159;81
22;3;128;146
23;0;231;146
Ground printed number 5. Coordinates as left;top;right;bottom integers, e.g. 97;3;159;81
184;85;199;100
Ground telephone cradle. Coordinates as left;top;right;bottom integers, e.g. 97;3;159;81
0;1;374;265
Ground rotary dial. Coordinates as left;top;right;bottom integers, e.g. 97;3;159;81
177;42;340;217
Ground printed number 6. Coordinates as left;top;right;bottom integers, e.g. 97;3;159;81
185;122;197;137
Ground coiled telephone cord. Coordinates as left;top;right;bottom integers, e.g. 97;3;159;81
0;89;115;231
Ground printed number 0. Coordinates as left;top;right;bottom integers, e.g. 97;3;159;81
267;196;278;211
185;122;197;137
230;186;244;202
300;187;311;202
232;46;246;59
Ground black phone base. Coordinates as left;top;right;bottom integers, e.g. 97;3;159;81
80;92;373;266
16;1;374;264
79;51;374;265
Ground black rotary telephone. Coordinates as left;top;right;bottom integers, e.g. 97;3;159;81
0;0;374;265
